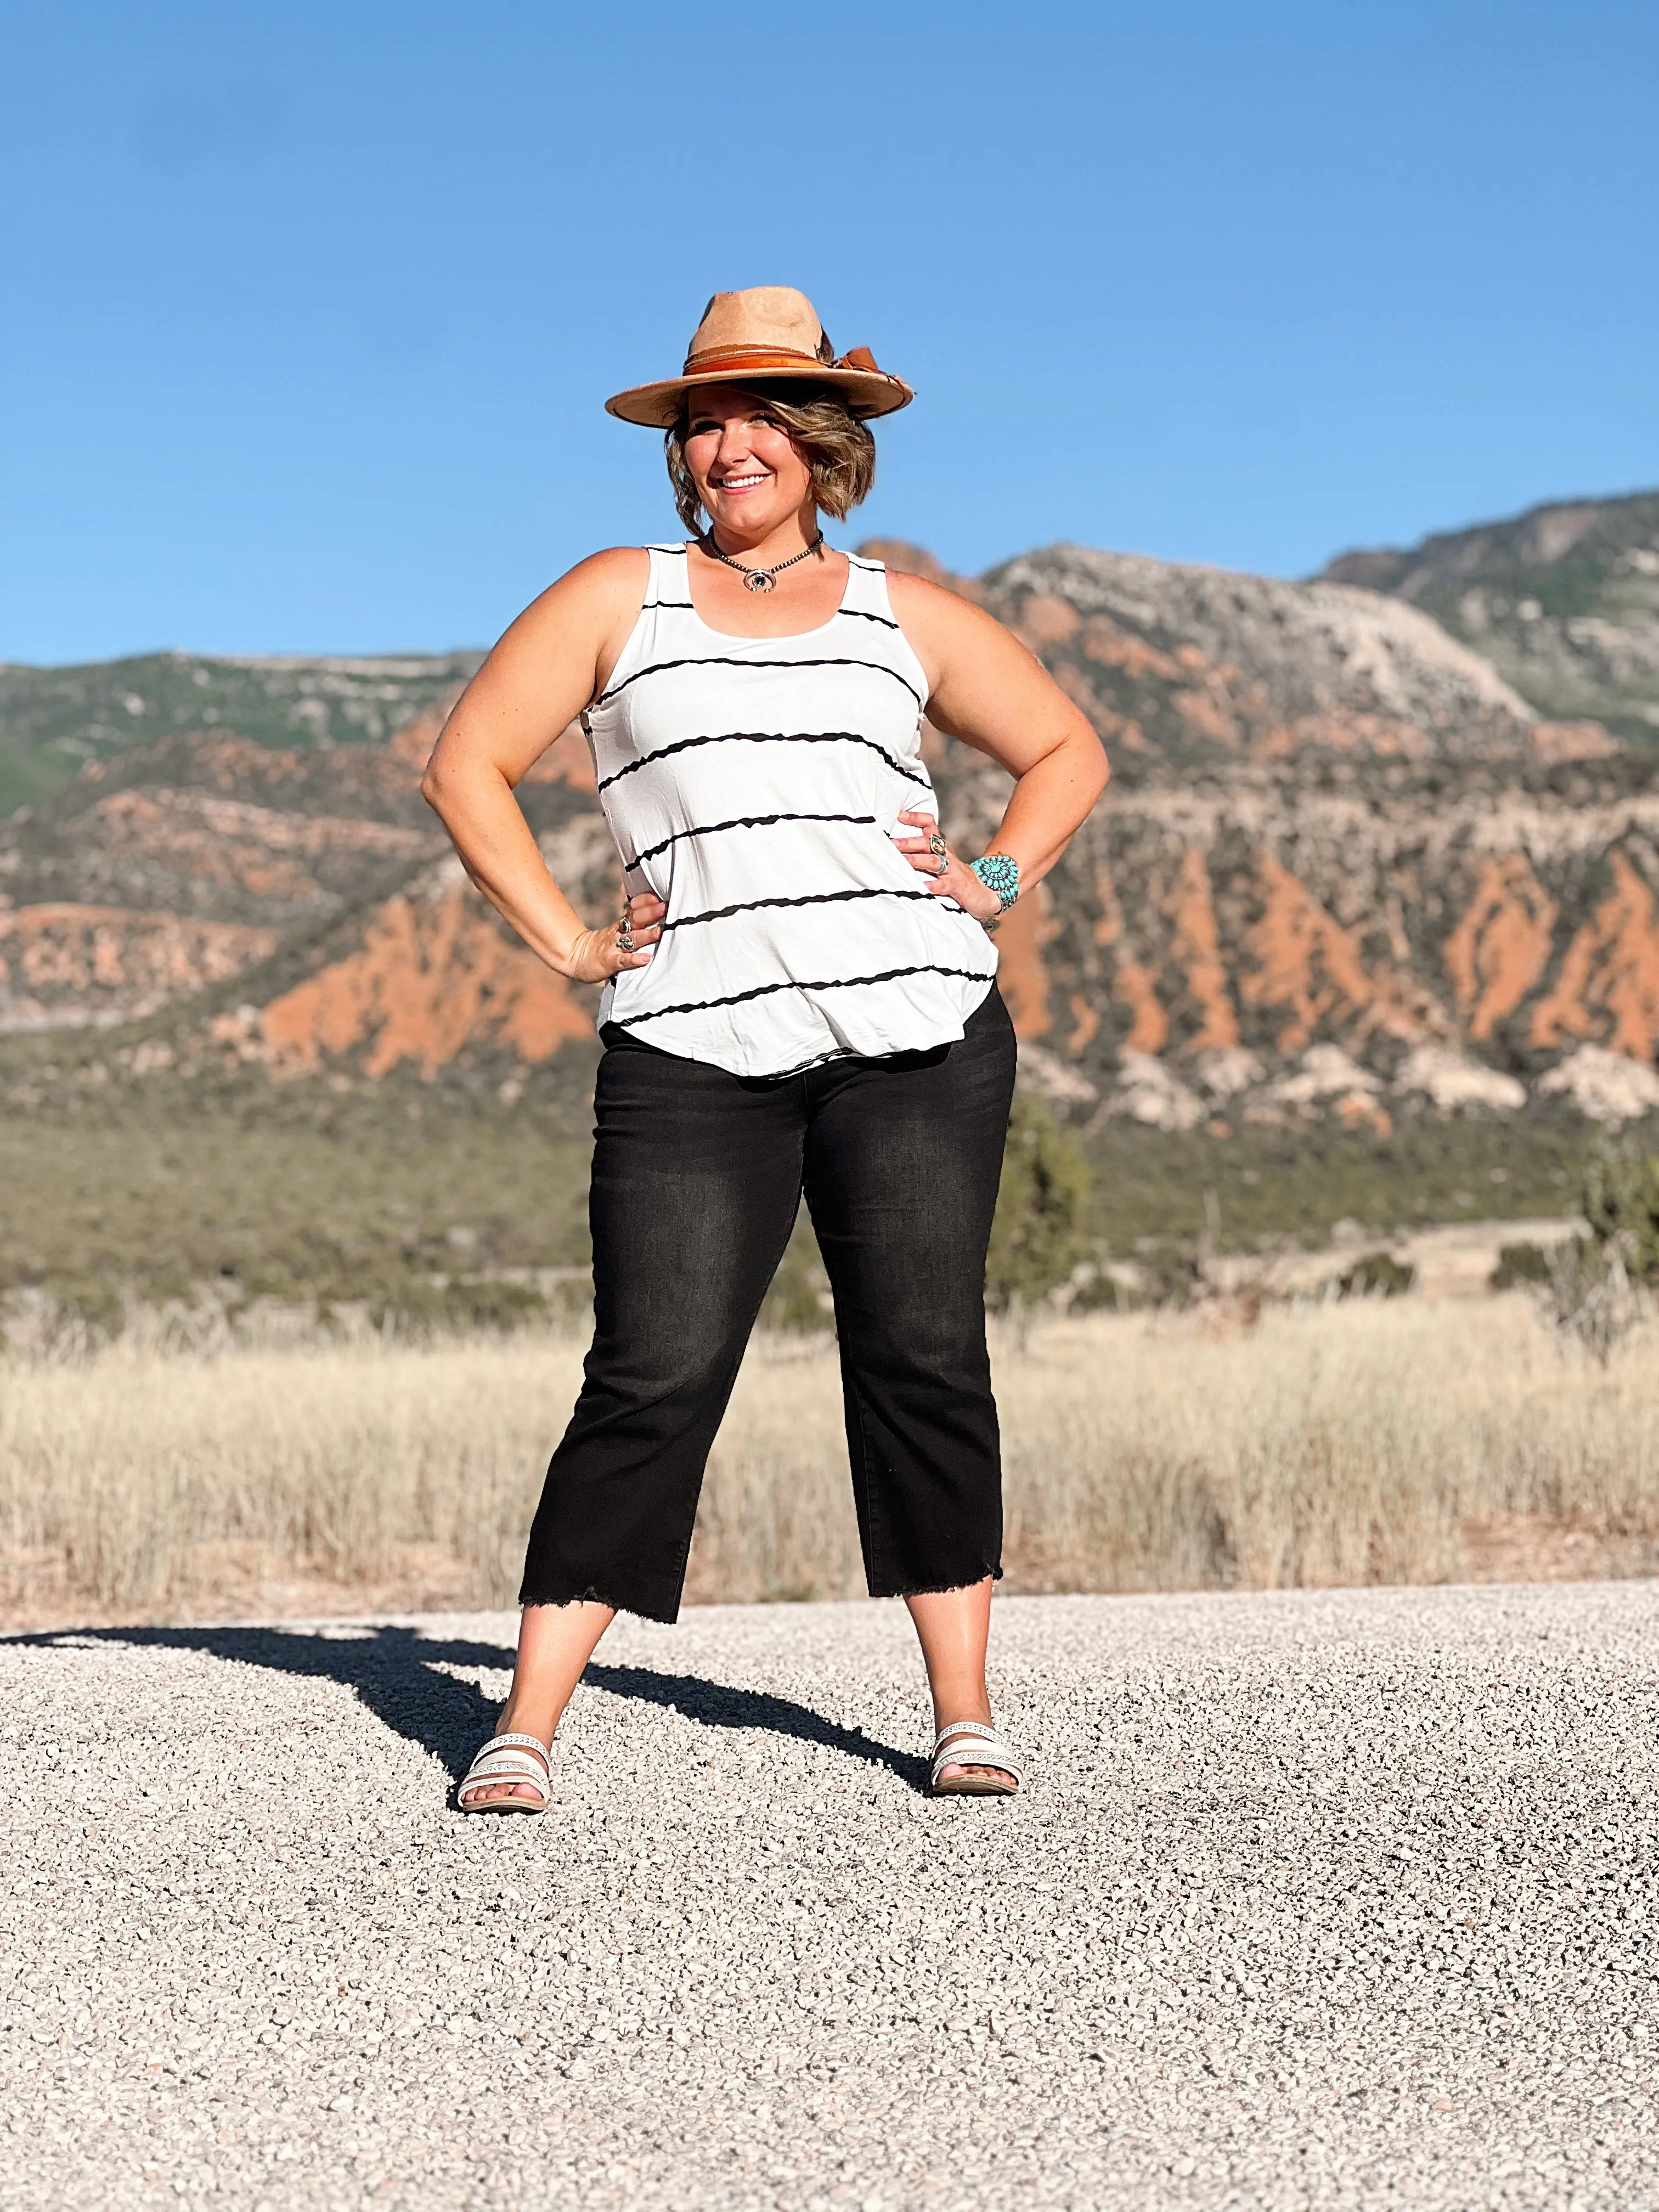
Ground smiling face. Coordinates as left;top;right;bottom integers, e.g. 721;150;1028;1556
680;385;816;543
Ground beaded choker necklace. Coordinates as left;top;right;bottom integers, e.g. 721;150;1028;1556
702;531;825;595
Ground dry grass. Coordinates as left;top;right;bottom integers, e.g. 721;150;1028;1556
3;1297;1657;1628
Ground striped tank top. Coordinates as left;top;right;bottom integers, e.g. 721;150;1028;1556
586;544;997;1078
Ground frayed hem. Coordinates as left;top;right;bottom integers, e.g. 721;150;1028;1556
872;1564;1002;1602
518;1587;681;1627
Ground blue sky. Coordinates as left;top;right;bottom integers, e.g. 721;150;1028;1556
3;0;1655;664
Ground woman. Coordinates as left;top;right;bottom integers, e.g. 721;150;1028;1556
423;287;1108;1810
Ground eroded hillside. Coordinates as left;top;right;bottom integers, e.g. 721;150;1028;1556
3;538;1658;1140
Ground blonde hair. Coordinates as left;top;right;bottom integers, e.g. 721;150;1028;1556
665;382;878;533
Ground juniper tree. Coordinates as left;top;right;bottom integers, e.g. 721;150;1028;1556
985;1096;1092;1326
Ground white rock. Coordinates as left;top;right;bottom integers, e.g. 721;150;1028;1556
1261;1044;1383;1108
1105;1051;1206;1131
1394;1045;1526;1113
1193;1046;1268;1101
1013;1040;1098;1105
1538;1045;1659;1127
996;544;1539;726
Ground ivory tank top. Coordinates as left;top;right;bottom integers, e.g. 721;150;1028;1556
586;544;997;1079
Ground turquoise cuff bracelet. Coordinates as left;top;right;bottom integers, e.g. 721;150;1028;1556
969;853;1020;912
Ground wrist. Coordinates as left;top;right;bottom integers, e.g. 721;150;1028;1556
544;924;591;979
959;874;1002;924
968;852;1020;915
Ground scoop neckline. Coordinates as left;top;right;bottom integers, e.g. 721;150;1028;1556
677;540;855;644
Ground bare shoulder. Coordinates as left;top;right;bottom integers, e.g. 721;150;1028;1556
506;546;650;638
574;544;654;591
884;563;1098;772
439;548;652;758
885;567;1039;689
885;567;995;633
483;546;651;699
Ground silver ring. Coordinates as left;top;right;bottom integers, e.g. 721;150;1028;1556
927;829;947;859
617;909;635;953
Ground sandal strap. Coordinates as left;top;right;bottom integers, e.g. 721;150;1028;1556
475;1731;551;1765
464;1750;549;1782
931;1722;1023;1785
460;1734;553;1801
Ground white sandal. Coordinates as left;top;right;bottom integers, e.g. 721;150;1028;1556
456;1731;553;1815
930;1720;1023;1798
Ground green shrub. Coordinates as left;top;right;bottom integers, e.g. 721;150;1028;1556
1336;1251;1415;1300
986;1097;1092;1318
759;1215;835;1333
1491;1240;1550;1290
1583;1144;1659;1282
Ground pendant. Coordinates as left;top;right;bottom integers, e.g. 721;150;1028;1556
744;569;774;593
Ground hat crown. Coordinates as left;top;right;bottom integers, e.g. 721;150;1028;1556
684;287;829;371
603;288;911;426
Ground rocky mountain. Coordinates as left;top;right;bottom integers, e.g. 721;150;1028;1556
882;542;1657;1133
0;649;482;813
0;708;601;1053
951;540;1607;769
4;538;1658;1142
1318;489;1659;748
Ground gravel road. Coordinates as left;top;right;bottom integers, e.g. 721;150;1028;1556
4;1585;1658;2211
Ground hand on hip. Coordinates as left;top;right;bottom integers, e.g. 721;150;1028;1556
893;810;1003;925
562;891;665;983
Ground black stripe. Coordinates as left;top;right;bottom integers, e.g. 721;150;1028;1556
619;964;995;1022
596;730;930;794
834;606;902;629
631;810;877;866
600;654;923;709
642;599;696;611
659;886;934;937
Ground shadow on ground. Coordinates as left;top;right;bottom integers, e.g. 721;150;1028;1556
2;1624;927;1792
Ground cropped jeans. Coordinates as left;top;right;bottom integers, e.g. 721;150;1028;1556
520;986;1017;1622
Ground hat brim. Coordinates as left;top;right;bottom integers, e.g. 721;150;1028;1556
605;364;914;428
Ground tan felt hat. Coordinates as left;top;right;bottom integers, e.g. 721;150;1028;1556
605;286;914;428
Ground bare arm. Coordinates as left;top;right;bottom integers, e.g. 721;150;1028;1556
886;572;1109;922
420;549;664;982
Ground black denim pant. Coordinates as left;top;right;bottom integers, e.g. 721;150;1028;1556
521;988;1017;1622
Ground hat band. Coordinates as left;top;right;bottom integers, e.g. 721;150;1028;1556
680;342;830;376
